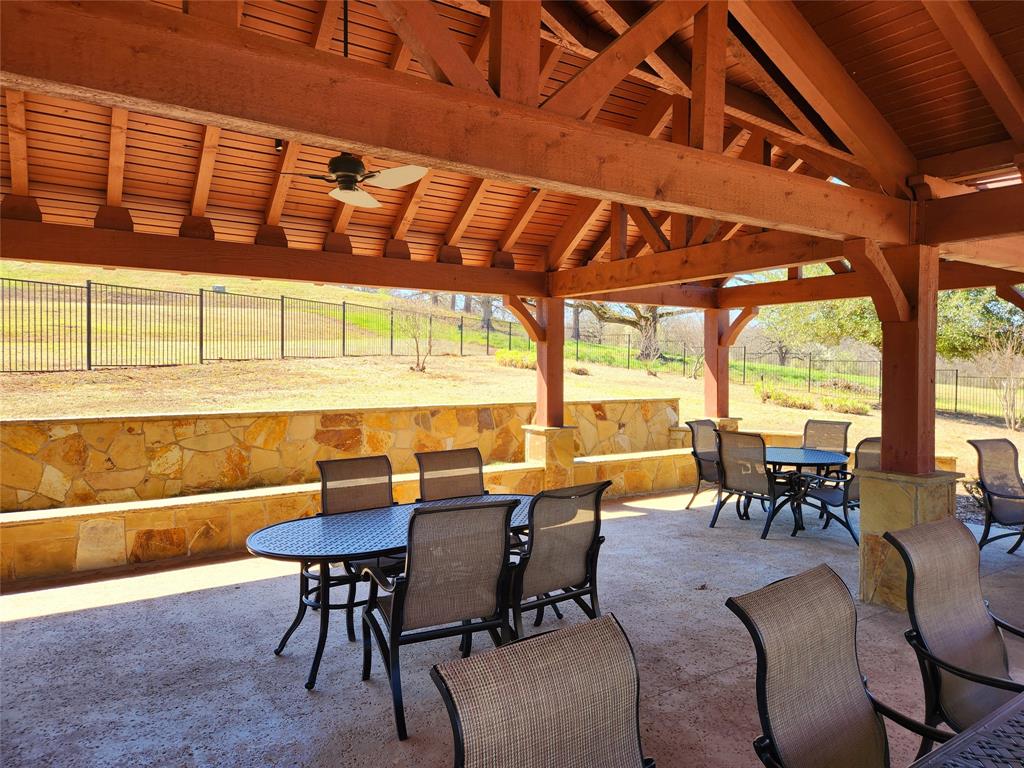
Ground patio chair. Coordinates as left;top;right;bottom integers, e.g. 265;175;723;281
431;614;655;768
685;419;721;509
275;455;399;653
510;480;612;638
415;447;488;501
967;438;1024;553
726;564;951;768
798;436;880;545
801;418;851;454
883;517;1023;757
361;499;518;740
712;430;805;539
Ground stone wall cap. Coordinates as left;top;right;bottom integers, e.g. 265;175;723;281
855;468;965;484
521;424;578;434
575;448;689;465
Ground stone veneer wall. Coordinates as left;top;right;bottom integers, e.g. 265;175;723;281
1;398;678;513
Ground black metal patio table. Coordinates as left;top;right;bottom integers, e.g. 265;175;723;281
909;693;1024;767
246;493;533;689
764;447;848;473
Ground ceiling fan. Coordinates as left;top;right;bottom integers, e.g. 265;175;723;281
281;152;428;208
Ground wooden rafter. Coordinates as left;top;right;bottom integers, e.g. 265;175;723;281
186;0;241;26
843;239;910;322
447;178;491;246
918;140;1019;182
689;1;727;154
720;306;758;347
264;140;300;227
489;2;539;105
584;284;716;309
995;284;1024;313
730;0;916;197
0;1;918;246
4;90;30;196
625;206;669;253
503;295;545;341
190;125;221;218
106;107;129;207
375;0;493;95
689;130;767;246
608;203;627;261
468;18;490;69
923;1;1024;146
312;1;341;51
543;1;700;119
392;171;434;240
918;185;1024;246
498;188;545;252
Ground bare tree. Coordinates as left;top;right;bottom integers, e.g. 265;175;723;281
576;302;694;360
393;304;433;372
975;326;1024;431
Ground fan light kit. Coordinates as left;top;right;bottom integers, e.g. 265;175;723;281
281;152;428;208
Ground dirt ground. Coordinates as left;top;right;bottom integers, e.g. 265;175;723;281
1;354;1019;478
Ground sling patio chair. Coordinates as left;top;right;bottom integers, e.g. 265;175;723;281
967;438;1024;553
510;480;612;638
712;430;806;539
685;419;721;509
361;498;518;740
275;455;401;654
884;517;1024;758
798;436;880;545
726;564;951;768
431;614;655;768
415;447;488;501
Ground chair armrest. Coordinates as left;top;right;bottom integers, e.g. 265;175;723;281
908;633;1024;692
799;470;853;485
868;693;953;744
361;565;398;593
991;611;1024;639
981;487;1024;501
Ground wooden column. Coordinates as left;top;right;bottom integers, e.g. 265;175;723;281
880;245;939;474
703;308;730;418
535;297;565;427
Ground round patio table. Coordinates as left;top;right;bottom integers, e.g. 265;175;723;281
247;493;533;689
764;447;848;472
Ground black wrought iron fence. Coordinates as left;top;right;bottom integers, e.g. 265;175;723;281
0;277;87;372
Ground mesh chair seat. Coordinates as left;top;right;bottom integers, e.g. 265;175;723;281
685;420;722;510
968;439;1024;552
431;614;651;768
991;496;1024;524
804;485;845;508
416;447;487;501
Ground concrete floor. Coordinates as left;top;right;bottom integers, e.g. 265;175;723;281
2;491;1022;768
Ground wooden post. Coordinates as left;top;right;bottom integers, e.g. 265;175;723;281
880;245;939;474
535;297;565;427
703;308;730;418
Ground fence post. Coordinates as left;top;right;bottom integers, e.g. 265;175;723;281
390;309;394;355
742;345;747;385
627;336;631;370
85;280;93;370
877;361;882;403
954;369;959;414
198;288;204;364
459;317;464;356
807;354;812;392
342;302;347;356
428;314;433;351
576;334;579;361
279;295;285;359
508;321;512;350
682;342;687;377
485;321;490;355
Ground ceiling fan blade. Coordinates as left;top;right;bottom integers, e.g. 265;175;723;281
329;186;381;208
283;173;337;181
362;165;428;189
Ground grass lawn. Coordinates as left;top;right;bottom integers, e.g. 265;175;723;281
1;353;1018;479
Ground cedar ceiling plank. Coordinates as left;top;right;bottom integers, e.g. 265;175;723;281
922;0;1024;146
5;89;30;196
106;107;129;207
731;0;916;197
375;0;493;95
498;188;546;252
543;1;701;119
446;177;492;245
186;0;241;26
190;125;221;217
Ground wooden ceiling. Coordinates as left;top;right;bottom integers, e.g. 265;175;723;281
1;0;1022;281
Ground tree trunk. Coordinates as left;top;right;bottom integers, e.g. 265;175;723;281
450;294;458;311
636;308;661;360
462;294;473;313
571;302;581;340
480;296;492;329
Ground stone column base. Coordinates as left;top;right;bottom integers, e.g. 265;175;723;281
716;417;742;432
668;426;692;449
522;425;576;490
857;468;962;610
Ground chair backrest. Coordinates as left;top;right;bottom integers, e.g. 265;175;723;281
431;614;646;768
717;430;771;496
883;518;1013;729
316;455;393;515
687;419;718;457
726;564;888;768
400;500;515;631
416;447;486;501
969;438;1024;499
519;481;611;600
850;437;881;501
802;420;851;453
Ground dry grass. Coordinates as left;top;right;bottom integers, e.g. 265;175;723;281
1;354;1019;478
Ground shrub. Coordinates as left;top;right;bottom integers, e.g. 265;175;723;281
821;394;870;415
756;381;814;410
495;349;536;370
569;365;590;376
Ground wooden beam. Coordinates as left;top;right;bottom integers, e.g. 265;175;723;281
392;170;434;240
923;1;1024;146
534;297;565;426
375;0;493;95
543;1;699;119
105;107;129;207
721;306;758;347
312;1;341;51
608;203;627;261
264;140;301;227
918;184;1024;245
583;284;716;309
468;19;490;69
186;0;241;26
499;188;546;252
996;284;1024;313
190;125;221;218
689;130;767;246
547;200;606;269
917;140;1018;181
730;0;916;197
550;231;844;297
537;39;562;99
908;174;974;201
503;294;545;341
446;178;491;246
704;309;730;417
940;236;1024;271
625;206;669;252
4;90;29;196
389;39;412;72
0;0;912;244
489;1;540;105
689;1;727;154
0;219;548;297
843;239;910;322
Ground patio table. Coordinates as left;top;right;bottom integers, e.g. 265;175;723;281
764;447;848;472
908;692;1024;767
246;493;533;689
